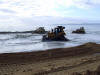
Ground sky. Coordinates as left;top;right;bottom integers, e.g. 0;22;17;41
0;0;100;31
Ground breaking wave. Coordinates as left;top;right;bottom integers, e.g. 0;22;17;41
14;34;33;39
0;24;100;53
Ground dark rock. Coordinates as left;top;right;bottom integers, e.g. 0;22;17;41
72;27;86;34
33;27;47;34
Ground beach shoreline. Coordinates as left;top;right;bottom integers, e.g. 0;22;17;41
0;42;100;75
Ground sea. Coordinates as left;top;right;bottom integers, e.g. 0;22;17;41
0;24;100;53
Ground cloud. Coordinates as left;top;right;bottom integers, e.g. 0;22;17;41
0;0;99;31
0;0;99;17
0;9;16;13
56;0;100;9
0;0;58;16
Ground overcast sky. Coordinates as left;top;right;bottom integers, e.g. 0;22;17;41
0;0;100;31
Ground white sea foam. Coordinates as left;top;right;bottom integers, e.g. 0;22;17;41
0;24;100;53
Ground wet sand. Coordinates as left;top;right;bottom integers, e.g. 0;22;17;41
0;42;100;75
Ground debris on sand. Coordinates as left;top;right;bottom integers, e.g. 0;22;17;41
71;65;100;75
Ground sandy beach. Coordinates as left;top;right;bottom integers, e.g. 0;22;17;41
0;42;100;75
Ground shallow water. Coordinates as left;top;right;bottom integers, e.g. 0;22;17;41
0;24;100;53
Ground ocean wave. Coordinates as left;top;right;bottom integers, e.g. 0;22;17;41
0;34;33;41
14;34;33;39
0;25;100;53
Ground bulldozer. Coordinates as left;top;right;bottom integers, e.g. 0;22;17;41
42;26;69;41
